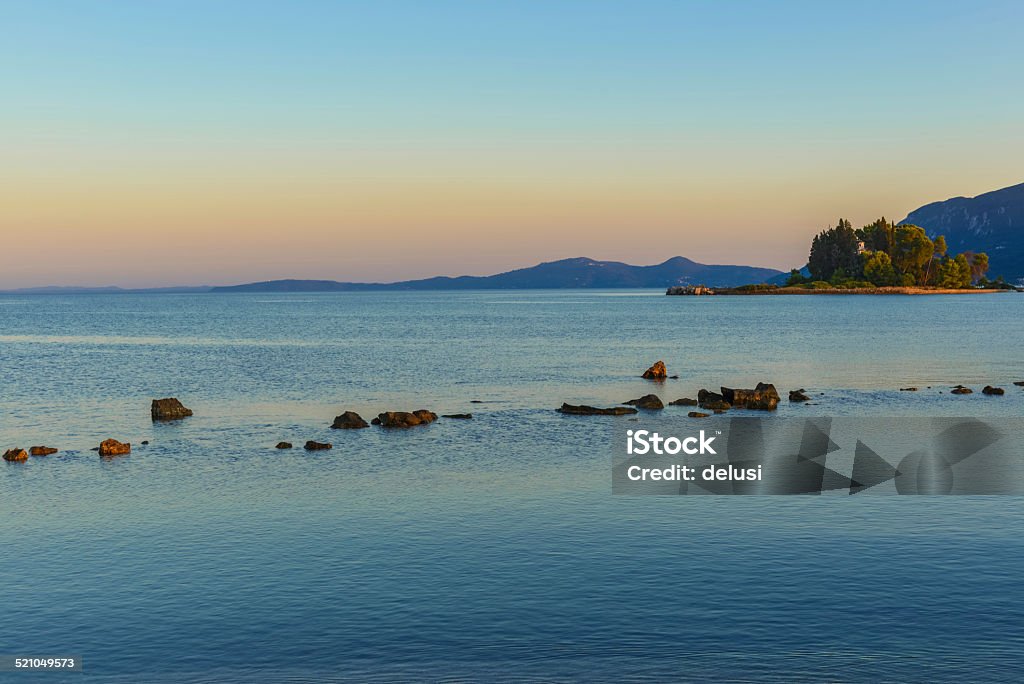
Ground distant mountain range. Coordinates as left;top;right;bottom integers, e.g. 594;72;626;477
209;257;783;292
902;181;1024;282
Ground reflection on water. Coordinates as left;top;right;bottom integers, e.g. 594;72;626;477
1;291;1023;682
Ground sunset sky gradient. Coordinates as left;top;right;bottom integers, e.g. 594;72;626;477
2;0;1023;287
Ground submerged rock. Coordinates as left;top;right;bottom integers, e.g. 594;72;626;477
899;387;918;392
557;403;638;416
669;397;697;406
376;410;438;428
688;411;710;418
99;439;131;457
983;386;1005;395
442;413;473;419
789;389;811;402
951;386;973;395
151;398;193;421
331;411;370;429
641;361;668;380
29;446;58;456
3;448;28;462
275;442;293;449
624;394;664;410
304;440;332;451
721;383;780;411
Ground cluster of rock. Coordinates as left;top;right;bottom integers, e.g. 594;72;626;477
694;384;781;412
4;446;61;460
557;404;638;416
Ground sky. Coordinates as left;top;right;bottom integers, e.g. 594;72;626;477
2;0;1023;287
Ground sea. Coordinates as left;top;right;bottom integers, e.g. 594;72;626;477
2;290;1023;682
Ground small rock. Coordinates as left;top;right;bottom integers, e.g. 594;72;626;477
442;413;473;419
470;400;484;403
275;442;293;449
376;410;438;428
899;387;918;392
304;440;332;451
29;446;58;456
698;389;731;411
951;387;973;395
624;394;664;410
983;386;1005;396
3;448;28;462
331;411;370;429
1014;381;1024;387
557;403;638;416
669;397;697;406
669;375;680;379
641;360;668;380
789;389;811;402
141;440;150;445
99;439;131;457
722;383;780;411
688;411;710;418
151;397;193;421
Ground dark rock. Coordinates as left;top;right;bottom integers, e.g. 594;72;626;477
669;375;680;379
557;403;638;416
29;446;58;456
141;440;149;445
789;389;811;402
275;442;293;449
624;394;664;410
99;439;131;457
89;447;100;451
371;417;381;425
3;448;28;462
983;386;1005;395
376;410;438;428
442;413;473;419
641;360;668;380
899;387;918;392
721;383;780;411
951;386;973;395
697;389;731;411
1014;381;1024;387
470;400;484;403
304;440;332;451
151;397;193;421
669;397;697;406
688;411;710;418
713;408;727;414
331;411;370;429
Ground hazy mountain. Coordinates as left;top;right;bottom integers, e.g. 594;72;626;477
0;285;212;294
210;257;783;292
901;181;1024;282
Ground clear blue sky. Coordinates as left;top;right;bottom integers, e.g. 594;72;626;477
2;1;1022;286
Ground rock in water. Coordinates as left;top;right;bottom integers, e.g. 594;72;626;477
789;389;811;402
3;448;29;462
331;411;370;429
697;389;731;411
669;397;697;406
1014;381;1024;387
375;410;439;428
951;386;973;395
442;413;473;419
721;383;780;411
30;446;58;456
641;361;668;380
624;394;665;410
688;412;710;418
275;442;293;449
557;403;638;416
151;398;193;421
99;439;131;457
304;440;332;451
899;387;918;392
983;386;1005;395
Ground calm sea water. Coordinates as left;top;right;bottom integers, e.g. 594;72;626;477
2;291;1023;682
